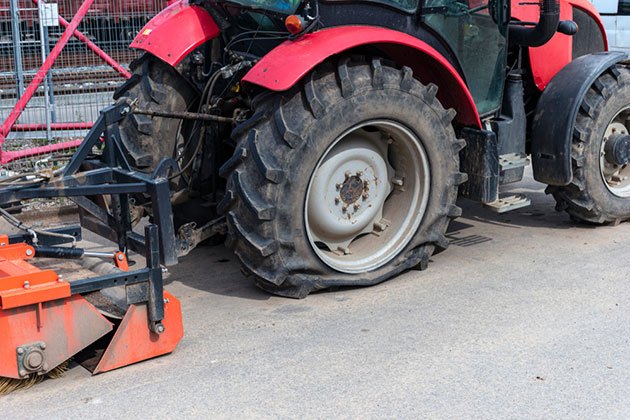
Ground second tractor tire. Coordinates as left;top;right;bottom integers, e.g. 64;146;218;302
548;63;630;224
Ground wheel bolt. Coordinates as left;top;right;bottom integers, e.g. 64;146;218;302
334;197;340;205
362;192;369;201
342;205;348;213
336;183;342;191
353;203;360;211
392;177;404;187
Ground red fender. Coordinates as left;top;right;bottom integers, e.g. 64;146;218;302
130;0;219;67
242;26;481;128
512;0;608;90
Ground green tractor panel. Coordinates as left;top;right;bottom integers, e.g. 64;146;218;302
109;0;629;297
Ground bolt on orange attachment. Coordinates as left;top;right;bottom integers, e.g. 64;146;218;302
113;251;129;272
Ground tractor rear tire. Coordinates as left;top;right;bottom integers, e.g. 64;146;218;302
220;58;467;298
548;64;630;224
114;54;198;172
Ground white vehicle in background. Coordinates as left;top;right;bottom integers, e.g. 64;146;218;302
592;0;630;53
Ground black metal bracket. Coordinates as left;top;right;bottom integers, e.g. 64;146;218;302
70;224;166;330
0;101;178;266
8;225;82;246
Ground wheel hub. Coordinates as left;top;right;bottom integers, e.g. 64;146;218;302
600;107;630;197
604;133;630;166
339;174;365;205
307;133;393;247
305;120;430;273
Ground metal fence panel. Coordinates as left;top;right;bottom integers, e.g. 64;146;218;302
0;0;165;174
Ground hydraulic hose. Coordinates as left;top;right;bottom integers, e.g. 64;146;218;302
509;0;560;47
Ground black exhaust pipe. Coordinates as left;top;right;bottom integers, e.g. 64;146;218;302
509;0;560;47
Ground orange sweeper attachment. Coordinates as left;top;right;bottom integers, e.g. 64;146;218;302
0;102;184;393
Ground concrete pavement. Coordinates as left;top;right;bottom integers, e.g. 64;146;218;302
2;170;630;418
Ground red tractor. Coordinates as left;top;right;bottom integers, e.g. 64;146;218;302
112;0;628;297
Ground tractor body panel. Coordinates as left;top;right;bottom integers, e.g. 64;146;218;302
512;0;608;90
531;51;628;185
241;25;482;127
129;0;219;67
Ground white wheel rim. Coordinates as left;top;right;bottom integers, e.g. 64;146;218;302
304;120;430;273
600;105;630;197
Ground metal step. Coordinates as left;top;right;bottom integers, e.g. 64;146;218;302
484;194;531;213
499;153;529;171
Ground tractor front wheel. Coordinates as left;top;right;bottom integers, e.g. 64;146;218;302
548;64;630;224
220;58;467;298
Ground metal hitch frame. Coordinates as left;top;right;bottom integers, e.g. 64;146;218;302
0;101;177;262
0;101;181;340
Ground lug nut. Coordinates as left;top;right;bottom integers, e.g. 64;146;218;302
336;183;342;191
334;197;340;205
353;203;361;211
362;192;369;201
342;205;348;213
392;177;404;186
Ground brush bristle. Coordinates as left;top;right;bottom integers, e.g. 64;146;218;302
0;361;70;395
